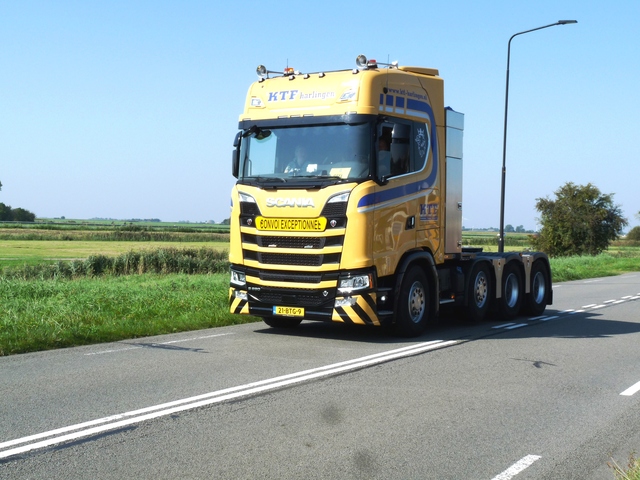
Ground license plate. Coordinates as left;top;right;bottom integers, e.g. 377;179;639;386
255;217;326;232
273;306;304;317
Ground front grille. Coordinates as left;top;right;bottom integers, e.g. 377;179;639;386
242;233;344;250
260;272;323;283
258;252;341;267
254;289;335;307
258;236;323;249
259;253;323;267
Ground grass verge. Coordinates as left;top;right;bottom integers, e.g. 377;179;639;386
550;252;640;282
0;273;256;356
609;453;640;480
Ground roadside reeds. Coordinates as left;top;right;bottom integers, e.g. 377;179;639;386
1;247;229;280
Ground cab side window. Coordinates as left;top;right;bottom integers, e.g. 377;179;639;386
377;121;411;178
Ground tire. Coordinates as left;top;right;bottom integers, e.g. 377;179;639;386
466;262;492;323
395;266;430;337
523;260;549;316
262;316;303;329
496;262;523;320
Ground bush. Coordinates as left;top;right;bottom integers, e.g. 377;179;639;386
627;226;640;242
532;182;627;257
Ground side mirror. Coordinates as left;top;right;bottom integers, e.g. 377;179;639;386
231;149;239;178
231;132;241;178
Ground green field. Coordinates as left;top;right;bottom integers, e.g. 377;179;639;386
0;239;229;269
1;222;640;356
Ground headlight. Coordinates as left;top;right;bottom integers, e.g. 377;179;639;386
230;270;246;287
338;273;372;294
238;192;256;203
328;192;350;203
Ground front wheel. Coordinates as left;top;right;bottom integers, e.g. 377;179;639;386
395;266;430;337
262;316;303;329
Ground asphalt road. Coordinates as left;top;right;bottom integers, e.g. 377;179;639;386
1;273;640;479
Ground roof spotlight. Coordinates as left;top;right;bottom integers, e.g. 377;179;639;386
355;54;368;68
256;65;268;79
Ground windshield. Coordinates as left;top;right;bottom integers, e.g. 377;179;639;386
238;123;372;183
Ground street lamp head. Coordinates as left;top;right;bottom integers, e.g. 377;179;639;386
557;20;578;25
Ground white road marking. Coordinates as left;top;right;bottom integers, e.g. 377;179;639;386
493;323;515;329
84;333;233;355
492;455;541;480
540;316;559;321
582;304;597;309
0;339;457;460
505;324;527;330
621;381;640;396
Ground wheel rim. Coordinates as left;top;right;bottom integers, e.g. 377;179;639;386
504;273;520;308
407;281;426;324
531;271;546;304
473;271;489;308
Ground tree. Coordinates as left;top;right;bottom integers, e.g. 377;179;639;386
0;203;11;221
11;207;36;222
505;224;515;233
531;182;627;257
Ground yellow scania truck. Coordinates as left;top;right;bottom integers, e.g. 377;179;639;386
228;55;552;336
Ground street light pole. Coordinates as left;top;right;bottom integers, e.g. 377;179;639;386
498;20;577;253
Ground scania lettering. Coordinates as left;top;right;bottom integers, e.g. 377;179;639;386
228;55;552;336
265;197;315;208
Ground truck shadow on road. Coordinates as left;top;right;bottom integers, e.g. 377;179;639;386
253;306;640;345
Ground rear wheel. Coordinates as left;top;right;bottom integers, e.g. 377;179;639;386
262;316;303;329
523;261;549;316
466;263;492;322
496;262;523;319
395;266;430;337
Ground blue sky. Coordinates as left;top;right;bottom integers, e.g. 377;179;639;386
1;1;638;230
